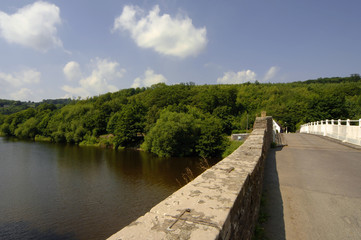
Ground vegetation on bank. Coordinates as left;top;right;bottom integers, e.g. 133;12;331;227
222;140;244;158
0;75;360;158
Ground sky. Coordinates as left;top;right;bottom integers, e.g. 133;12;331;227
0;0;360;101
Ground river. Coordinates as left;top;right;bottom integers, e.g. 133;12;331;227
0;137;216;240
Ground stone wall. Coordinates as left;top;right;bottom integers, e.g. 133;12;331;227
107;116;273;240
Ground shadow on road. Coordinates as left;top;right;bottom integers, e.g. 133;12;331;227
261;147;286;240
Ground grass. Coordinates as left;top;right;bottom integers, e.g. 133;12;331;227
176;158;211;187
222;140;244;158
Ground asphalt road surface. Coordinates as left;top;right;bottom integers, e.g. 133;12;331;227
262;133;361;240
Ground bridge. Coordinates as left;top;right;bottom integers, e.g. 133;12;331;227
261;119;361;239
300;119;361;145
107;117;361;240
263;133;361;239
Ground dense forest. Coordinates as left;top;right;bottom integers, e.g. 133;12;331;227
0;98;71;115
1;75;360;158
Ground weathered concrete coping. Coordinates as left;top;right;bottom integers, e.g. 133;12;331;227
107;117;273;240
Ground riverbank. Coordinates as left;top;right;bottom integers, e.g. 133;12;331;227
2;133;244;159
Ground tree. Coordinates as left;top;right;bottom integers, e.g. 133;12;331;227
14;117;39;139
142;111;198;157
0;122;11;136
113;102;146;148
195;115;228;158
142;109;228;158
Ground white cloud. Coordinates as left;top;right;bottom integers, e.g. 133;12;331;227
217;70;257;84
61;85;90;98
113;5;207;58
20;69;41;84
0;69;41;87
9;88;35;101
131;68;167;88
0;1;62;51
263;66;280;82
62;58;126;98
0;69;41;100
63;61;82;81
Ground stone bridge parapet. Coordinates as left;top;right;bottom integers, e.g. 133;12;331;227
107;116;273;240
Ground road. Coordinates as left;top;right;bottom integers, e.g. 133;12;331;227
262;133;361;240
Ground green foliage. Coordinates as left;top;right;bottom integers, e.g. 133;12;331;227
98;134;115;148
222;140;243;158
142;109;229;158
0;98;71;115
195;115;229;158
79;134;99;147
34;135;52;142
0;75;360;158
112;102;146;148
142;111;199;157
0;122;10;136
14;117;39;139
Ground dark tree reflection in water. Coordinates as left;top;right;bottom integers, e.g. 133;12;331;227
0;137;219;240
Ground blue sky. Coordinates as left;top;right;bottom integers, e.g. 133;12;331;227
0;0;360;101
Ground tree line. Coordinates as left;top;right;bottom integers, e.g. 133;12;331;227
0;75;360;158
0;98;71;115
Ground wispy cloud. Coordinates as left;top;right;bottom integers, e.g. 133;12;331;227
0;1;62;52
10;88;36;101
0;68;41;100
217;70;257;84
113;5;207;58
263;66;280;82
0;69;41;87
131;68;167;88
62;58;125;98
217;66;281;84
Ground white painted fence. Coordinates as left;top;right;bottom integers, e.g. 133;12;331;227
300;119;361;146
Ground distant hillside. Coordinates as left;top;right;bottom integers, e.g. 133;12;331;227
0;98;72;115
300;74;361;84
1;75;360;158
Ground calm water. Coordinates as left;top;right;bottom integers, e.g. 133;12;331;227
0;137;215;240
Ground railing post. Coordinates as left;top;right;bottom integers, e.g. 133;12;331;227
347;119;350;126
321;120;324;135
324;119;328;136
331;119;334;125
337;119;340;140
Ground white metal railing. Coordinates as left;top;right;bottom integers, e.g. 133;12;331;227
300;119;361;146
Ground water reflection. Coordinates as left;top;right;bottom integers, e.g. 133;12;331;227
0;221;76;240
0;137;218;240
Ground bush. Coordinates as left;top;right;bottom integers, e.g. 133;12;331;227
34;135;52;142
222;140;243;158
142;111;198;157
142;110;228;158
